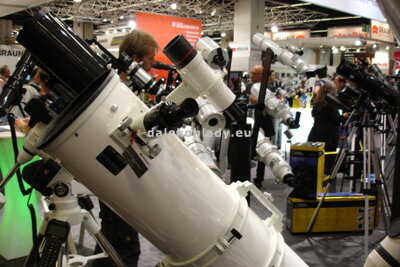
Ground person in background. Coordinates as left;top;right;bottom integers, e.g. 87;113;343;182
0;65;10;89
245;65;275;189
93;29;159;267
333;75;346;92
308;82;348;174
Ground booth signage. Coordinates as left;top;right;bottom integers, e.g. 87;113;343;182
327;26;369;38
394;49;400;70
0;45;25;72
370;20;395;43
272;30;310;40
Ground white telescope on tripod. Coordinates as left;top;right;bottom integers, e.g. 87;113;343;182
15;8;308;267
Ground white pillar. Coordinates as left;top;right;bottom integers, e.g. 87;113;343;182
231;0;265;72
73;21;94;40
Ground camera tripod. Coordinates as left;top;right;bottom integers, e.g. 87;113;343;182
23;166;126;267
306;108;394;258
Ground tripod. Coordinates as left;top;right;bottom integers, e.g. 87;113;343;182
23;165;125;267
306;107;393;257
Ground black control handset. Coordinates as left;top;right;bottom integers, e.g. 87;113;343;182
39;219;70;267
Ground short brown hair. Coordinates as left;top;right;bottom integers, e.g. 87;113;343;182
313;82;337;110
119;29;159;58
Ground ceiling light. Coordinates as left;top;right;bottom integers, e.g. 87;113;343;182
320;45;323;48
119;16;124;20
271;26;279;33
122;28;126;32
372;43;378;49
128;20;136;29
221;32;226;37
171;3;177;10
332;48;339;54
211;8;217;16
340;46;346;51
73;0;82;3
386;45;390;50
356;48;360;52
105;30;109;35
355;40;362;46
102;18;108;23
113;29;118;34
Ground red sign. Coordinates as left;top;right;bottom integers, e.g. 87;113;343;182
395;49;400;70
136;12;202;78
372;25;379;34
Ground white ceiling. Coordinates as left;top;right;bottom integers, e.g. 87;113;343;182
0;0;52;17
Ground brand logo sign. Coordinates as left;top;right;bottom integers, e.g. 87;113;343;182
328;26;370;38
371;20;394;42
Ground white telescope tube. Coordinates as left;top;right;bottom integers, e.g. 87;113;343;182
251;83;293;125
196;96;226;131
256;130;294;183
178;126;221;177
364;232;400;266
195;36;229;69
252;33;310;74
36;70;307;267
164;35;242;122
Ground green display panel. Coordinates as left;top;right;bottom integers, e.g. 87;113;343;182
0;135;41;260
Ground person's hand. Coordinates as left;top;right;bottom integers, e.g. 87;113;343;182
249;95;257;104
14;118;31;133
343;112;350;119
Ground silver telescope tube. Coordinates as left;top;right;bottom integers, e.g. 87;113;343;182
252;33;310;74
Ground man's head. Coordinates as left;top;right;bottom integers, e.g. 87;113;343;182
269;70;276;83
334;75;346;91
0;65;10;79
119;29;159;72
250;65;263;83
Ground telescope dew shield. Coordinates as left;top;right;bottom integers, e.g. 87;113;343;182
337;59;398;106
163;35;244;122
16;8;107;95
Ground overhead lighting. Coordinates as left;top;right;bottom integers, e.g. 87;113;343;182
320;45;323;48
221;32;226;37
340;46;346;51
122;28;127;33
119;15;124;20
332;48;339;54
73;0;82;3
372;43;378;49
105;30;109;35
271;25;279;33
386;45;390;50
171;3;178;10
113;29;118;34
128;20;136;29
355;39;366;46
102;18;108;23
211;8;217;16
356;48;360;52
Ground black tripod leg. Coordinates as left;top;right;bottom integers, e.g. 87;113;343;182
23;233;45;267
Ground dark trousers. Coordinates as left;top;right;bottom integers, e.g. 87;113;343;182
92;201;141;267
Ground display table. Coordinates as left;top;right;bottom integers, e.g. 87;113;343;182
0;127;41;260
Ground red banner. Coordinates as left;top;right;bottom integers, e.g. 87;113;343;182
395;49;400;70
136;12;202;78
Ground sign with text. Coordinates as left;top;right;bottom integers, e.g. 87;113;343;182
302;0;385;22
0;45;25;72
395;49;400;70
370;20;395;43
229;41;262;72
272;30;310;40
136;11;202;68
328;26;370;38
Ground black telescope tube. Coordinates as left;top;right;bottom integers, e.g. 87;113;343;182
0;50;34;117
163;35;197;69
16;8;107;95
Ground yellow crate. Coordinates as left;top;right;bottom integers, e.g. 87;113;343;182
287;196;378;233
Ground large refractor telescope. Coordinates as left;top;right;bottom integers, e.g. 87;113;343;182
16;8;308;267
